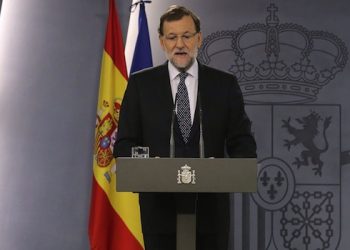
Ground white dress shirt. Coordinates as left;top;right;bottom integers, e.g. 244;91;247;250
168;61;198;125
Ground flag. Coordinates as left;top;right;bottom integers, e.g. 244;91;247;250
88;0;144;249
125;0;153;75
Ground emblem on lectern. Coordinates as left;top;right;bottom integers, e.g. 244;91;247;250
177;164;196;184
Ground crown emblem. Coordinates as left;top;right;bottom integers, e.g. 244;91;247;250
198;4;348;104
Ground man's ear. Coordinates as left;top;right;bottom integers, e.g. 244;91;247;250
197;32;203;48
159;36;165;51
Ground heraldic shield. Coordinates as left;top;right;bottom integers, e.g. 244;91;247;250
247;104;341;250
197;3;346;249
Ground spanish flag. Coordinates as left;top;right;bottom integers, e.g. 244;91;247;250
88;0;144;249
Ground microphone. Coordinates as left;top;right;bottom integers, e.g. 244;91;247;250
198;92;205;158
169;93;178;158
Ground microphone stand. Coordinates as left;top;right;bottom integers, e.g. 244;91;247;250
198;92;205;159
169;94;177;158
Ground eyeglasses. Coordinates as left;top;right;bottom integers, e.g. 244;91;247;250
163;32;198;43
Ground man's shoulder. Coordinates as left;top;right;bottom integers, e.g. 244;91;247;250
130;64;167;79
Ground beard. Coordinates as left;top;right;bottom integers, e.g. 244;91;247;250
165;47;198;72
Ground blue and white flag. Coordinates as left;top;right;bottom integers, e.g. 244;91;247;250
125;0;153;75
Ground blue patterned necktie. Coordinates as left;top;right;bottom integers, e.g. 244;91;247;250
176;72;191;143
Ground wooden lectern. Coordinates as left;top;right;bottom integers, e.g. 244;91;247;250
116;157;257;250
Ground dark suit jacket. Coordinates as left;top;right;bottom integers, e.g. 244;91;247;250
114;62;256;158
113;62;256;234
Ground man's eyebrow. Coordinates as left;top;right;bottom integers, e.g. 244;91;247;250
166;31;193;35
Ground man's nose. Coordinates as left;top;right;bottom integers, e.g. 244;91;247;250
175;37;185;48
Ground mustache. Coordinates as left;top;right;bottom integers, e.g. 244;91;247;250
173;49;188;54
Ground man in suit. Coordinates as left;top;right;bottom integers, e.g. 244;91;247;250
114;5;256;250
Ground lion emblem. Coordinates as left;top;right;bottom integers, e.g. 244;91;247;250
281;111;332;176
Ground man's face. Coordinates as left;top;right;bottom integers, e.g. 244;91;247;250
159;15;202;71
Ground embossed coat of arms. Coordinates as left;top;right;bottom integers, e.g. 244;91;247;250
177;164;196;184
198;3;347;249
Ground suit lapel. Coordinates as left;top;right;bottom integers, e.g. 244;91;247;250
186;63;208;143
153;63;174;127
161;63;173;108
197;63;212;143
197;63;210;117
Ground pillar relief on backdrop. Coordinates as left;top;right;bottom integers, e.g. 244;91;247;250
198;4;348;249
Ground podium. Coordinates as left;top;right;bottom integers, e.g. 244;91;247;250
116;157;257;250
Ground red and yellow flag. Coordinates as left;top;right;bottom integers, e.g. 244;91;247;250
89;0;144;249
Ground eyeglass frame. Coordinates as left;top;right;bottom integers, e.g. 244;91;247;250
162;32;199;43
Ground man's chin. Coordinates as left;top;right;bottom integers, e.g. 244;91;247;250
171;59;194;71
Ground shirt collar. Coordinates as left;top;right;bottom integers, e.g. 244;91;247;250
168;60;198;80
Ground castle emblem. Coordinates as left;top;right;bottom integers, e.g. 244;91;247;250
177;165;196;184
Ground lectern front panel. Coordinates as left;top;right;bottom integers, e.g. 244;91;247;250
116;158;257;193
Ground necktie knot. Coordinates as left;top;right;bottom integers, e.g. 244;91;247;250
178;72;188;82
